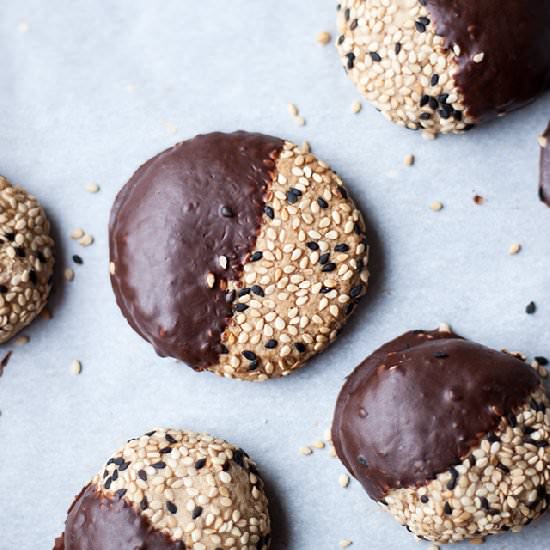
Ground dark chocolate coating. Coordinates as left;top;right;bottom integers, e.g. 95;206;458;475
54;484;179;550
540;121;550;207
427;1;550;122
109;131;283;370
332;330;540;501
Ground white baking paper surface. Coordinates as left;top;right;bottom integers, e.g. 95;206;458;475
0;1;549;548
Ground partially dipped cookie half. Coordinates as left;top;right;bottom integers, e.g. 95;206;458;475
54;428;271;550
109;131;369;381
332;329;550;544
336;0;550;136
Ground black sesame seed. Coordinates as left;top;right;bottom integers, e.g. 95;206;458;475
37;251;46;263
419;0;427;5
415;21;427;32
350;285;363;298
438;93;449;104
524;426;536;435
234;303;249;312
420;495;429;503
264;205;274;220
322;262;336;272
118;462;129;471
430;74;440;86
345;303;355;315
433;351;449;358
317;197;329;209
428;96;439;110
104;477;111;490
358;455;368;466
506;413;518;428
346;52;355;69
369;51;382;62
219;344;228;355
192;506;203;519
29;270;37;285
152;461;166;469
140;497;148;511
111;470;119;481
294;342;306;353
337;35;345;46
320;286;332;294
72;254;83;264
439;108;450;119
166;501;177;514
220;206;234;218
420;95;429;107
306;241;319;251
487;432;500;443
145;430;156;436
116;488;127;499
287;191;298;204
395;42;402;55
195;458;207;470
102;469;109;478
350;19;358;30
15;247;25;258
418;16;430;25
159;446;171;454
526;301;537;314
420;112;432;120
497;463;510;473
251;285;264;297
138;469;147;481
446;467;458;490
233;449;245;468
265;339;277;349
4;233;15;242
248;360;258;371
238;288;251;297
319;253;330;265
250;251;263;262
354;222;362;235
338;187;348;199
290;187;302;197
334;243;349;252
535;356;549;366
444;502;452;515
479;497;489;510
344;7;350;20
452;109;463;121
242;350;257;361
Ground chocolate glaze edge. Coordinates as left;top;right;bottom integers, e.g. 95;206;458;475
332;329;541;501
54;483;180;550
426;1;550;123
109;131;284;371
540;122;550;207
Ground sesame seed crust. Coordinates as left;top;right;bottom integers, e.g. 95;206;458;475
383;385;550;543
83;429;271;550
336;0;475;135
0;176;54;342
211;141;369;380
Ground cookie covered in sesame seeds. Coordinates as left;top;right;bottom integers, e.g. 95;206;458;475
54;428;271;550
0;176;54;342
336;0;550;136
109;131;369;380
332;328;550;544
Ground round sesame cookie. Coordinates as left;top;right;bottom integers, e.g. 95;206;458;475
0;175;54;342
332;328;550;544
54;428;271;550
109;131;369;381
336;0;550;136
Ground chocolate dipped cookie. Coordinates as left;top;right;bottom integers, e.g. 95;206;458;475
332;328;550;543
336;0;550;136
109;131;369;380
54;428;271;550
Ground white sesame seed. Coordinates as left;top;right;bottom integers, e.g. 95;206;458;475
312;440;325;449
351;100;362;114
79;233;94;247
64;268;75;282
339;540;353;548
438;322;452;333
109;262;116;275
338;474;350;488
430;201;443;211
317;31;332;45
287;103;299;117
538;135;548;148
70;228;84;240
85;183;100;193
206;273;215;288
299;446;312;456
70;360;81;374
472;52;485;63
15;335;30;345
509;243;521;255
404;154;415;166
